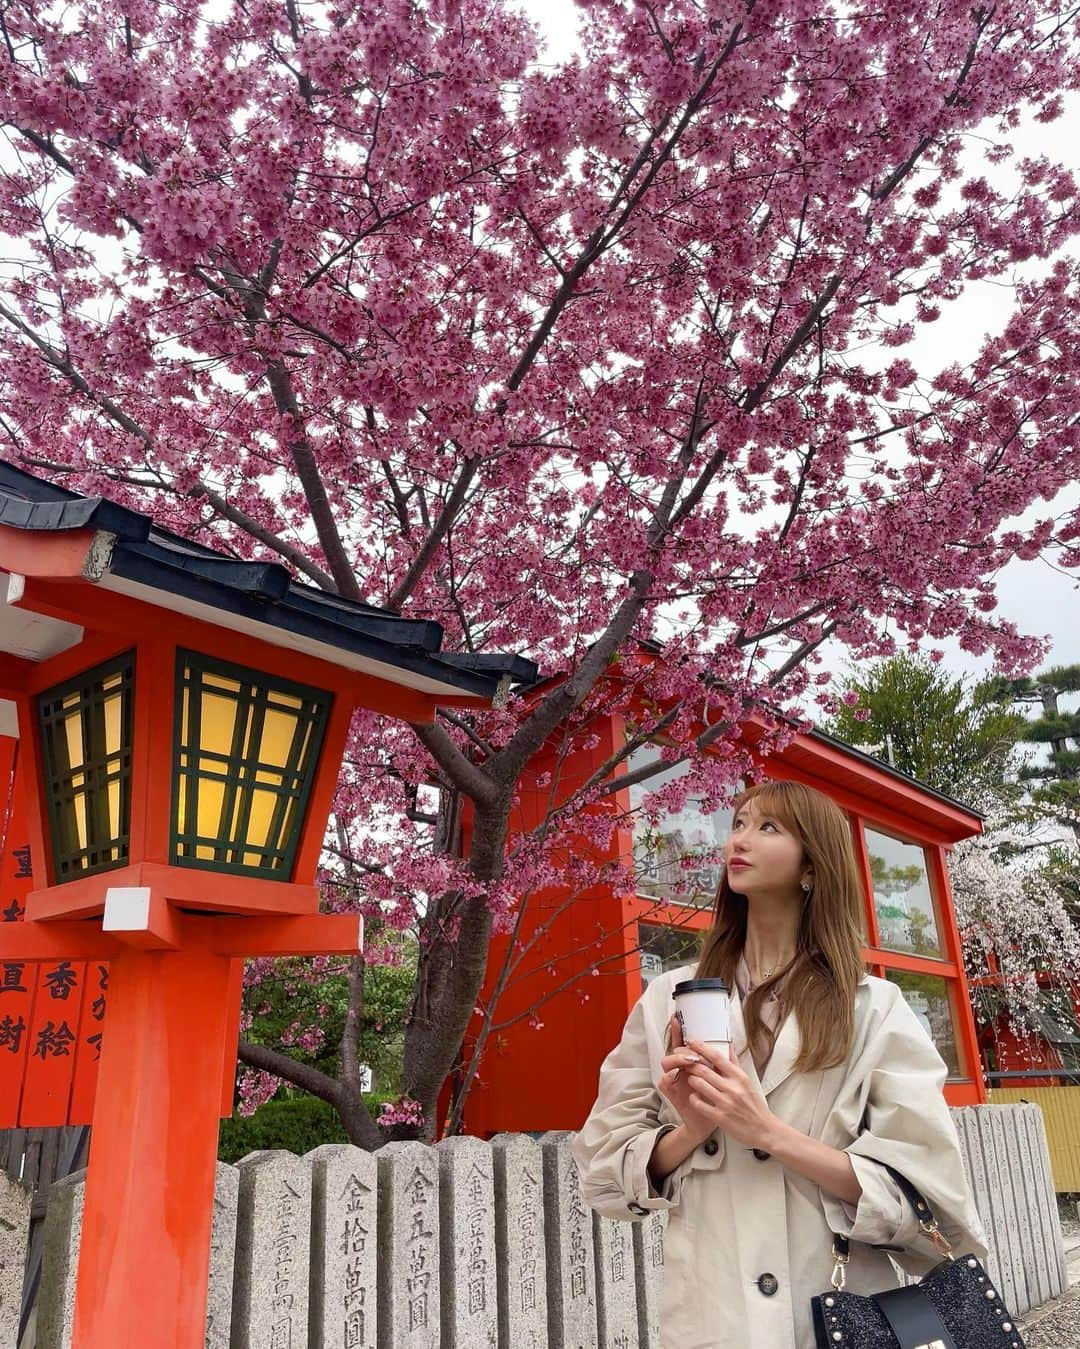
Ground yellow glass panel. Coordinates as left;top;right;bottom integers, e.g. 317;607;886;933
199;692;240;757
204;673;242;694
255;768;285;787
64;710;85;773
108;779;120;836
73;794;88;852
246;788;278;849
70;771;85;790
241;705;257;761
278;798;299;850
177;777;187;832
104;692;122;757
243;850;264;867
268;691;303;712
222;793;240;844
196;779;226;843
196;843;216;860
259;708;299;770
295;721;314;769
181;687;190;747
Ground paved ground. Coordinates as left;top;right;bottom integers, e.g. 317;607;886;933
1022;1214;1080;1347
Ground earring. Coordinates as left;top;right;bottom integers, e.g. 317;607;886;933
801;880;813;895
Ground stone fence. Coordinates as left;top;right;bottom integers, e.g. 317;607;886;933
3;1105;1067;1348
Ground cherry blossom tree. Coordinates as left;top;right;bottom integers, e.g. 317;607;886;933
1;0;1079;1144
951;840;1080;1075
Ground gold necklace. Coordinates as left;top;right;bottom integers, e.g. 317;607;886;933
748;955;792;986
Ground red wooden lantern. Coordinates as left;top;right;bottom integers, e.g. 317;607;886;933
0;463;533;1349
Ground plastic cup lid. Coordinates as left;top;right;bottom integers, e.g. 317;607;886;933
672;978;729;997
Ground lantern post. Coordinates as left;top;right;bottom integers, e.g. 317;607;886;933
0;463;534;1348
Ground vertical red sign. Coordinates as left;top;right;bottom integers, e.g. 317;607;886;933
0;735;33;1127
0;734;110;1126
69;959;108;1124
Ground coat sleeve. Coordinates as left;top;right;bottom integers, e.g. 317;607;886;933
570;987;689;1222
820;982;989;1274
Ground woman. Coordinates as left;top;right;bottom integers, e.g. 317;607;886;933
571;780;987;1349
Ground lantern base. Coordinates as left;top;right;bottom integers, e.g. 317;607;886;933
26;861;320;922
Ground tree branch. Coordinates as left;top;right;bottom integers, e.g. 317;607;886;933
385;456;479;612
411;720;500;806
237;1038;342;1105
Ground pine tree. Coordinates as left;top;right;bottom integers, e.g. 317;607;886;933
998;665;1080;847
823;656;1027;810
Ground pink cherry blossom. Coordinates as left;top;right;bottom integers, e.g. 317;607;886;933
0;0;1077;1144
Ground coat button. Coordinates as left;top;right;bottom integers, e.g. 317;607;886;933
752;1148;771;1161
703;1138;719;1156
628;1201;649;1216
757;1272;779;1297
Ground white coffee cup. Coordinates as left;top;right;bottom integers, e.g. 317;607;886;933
672;977;731;1046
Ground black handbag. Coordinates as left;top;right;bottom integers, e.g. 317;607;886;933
810;1165;1025;1349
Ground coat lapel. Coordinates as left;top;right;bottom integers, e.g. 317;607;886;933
728;984;763;1093
759;1006;802;1097
731;981;802;1097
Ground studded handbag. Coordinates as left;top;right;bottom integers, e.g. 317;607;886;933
810;1165;1025;1349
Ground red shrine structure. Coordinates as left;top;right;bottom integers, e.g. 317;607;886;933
459;652;989;1138
0;462;534;1349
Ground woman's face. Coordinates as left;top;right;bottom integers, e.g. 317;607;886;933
722;796;808;899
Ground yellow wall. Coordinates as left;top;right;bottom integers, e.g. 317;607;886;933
990;1087;1080;1192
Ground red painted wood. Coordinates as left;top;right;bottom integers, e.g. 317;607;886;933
18;956;88;1126
0;745;41;1126
293;688;352;884
0;523;99;578
72;941;234;1349
219;959;244;1118
927;844;985;1100
130;639;176;868
69;958;109;1125
462;691;988;1137
26;864;321;922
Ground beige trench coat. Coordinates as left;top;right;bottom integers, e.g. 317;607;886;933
571;965;988;1349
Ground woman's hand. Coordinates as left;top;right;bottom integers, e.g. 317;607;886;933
657;1016;723;1144
680;1036;779;1151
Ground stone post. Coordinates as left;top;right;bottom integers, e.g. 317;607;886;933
540;1131;597;1349
0;1171;32;1349
632;1209;667;1349
308;1143;378;1349
436;1136;498;1349
231;1150;313;1349
206;1162;240;1349
35;1168;85;1349
491;1133;549;1349
376;1140;441;1349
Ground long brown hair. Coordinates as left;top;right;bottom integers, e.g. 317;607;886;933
696;780;866;1073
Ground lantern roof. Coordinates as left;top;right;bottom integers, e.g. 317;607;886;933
0;462;536;701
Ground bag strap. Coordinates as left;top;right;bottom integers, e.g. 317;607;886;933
829;1163;952;1284
871;1285;958;1349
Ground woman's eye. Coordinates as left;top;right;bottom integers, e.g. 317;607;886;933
760;821;777;832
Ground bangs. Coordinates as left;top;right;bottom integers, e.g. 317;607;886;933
732;781;804;838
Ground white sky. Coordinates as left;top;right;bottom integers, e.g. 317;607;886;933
519;0;1080;687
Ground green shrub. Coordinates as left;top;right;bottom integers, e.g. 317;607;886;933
217;1093;394;1162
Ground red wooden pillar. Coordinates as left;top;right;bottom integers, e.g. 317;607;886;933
927;843;987;1103
73;941;235;1347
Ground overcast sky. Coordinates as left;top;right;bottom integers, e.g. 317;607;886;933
519;0;1080;687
